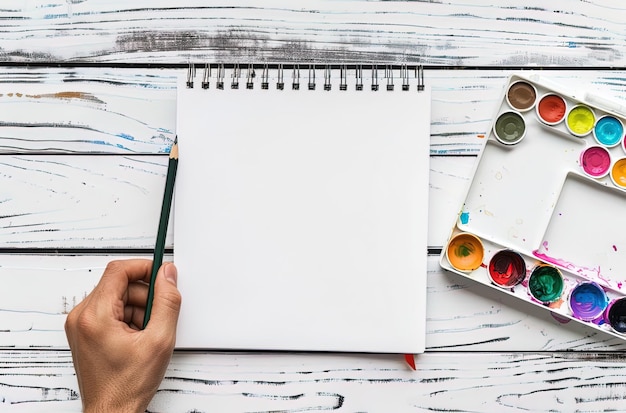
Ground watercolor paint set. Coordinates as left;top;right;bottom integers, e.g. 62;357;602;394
440;73;626;338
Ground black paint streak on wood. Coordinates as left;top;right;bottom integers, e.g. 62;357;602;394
0;382;78;403
112;28;430;64
427;336;510;350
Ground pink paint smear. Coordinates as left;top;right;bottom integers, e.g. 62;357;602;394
532;250;619;291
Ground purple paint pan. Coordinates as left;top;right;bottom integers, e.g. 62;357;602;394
568;281;608;321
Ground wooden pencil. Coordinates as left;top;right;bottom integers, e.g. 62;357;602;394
142;137;179;329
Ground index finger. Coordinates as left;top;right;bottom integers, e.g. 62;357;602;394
97;259;153;297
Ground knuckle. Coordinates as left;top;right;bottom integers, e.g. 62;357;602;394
64;310;77;334
71;309;101;340
104;260;124;275
160;289;182;312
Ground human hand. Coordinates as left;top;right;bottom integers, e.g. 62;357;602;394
65;259;182;413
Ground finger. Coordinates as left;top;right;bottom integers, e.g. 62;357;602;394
97;259;153;299
124;282;150;308
124;305;146;330
64;289;94;340
145;262;181;335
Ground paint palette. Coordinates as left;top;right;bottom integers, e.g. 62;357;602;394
440;74;626;338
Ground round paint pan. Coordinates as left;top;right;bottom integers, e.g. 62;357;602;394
568;281;608;321
566;105;596;137
446;232;484;272
493;111;526;145
528;265;564;304
506;80;537;112
487;249;527;288
610;157;626;189
536;93;567;125
593;115;624;148
606;297;626;334
579;145;611;179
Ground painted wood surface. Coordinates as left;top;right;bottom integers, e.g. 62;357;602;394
4;254;626;352
4;350;626;412
1;0;625;65
2;1;626;411
1;67;626;410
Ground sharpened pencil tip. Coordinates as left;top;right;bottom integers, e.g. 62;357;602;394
170;136;179;159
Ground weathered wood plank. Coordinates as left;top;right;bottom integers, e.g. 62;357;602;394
0;153;469;248
0;155;170;249
0;68;177;153
2;2;626;411
0;1;624;65
0;68;625;156
0;70;624;248
2;350;626;412
2;254;625;351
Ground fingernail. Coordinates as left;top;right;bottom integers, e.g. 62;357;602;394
164;263;178;286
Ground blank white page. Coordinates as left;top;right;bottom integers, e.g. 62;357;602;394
174;68;430;353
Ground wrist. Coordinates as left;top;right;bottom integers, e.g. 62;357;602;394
83;398;146;413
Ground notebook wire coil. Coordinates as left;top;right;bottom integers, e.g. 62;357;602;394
186;64;425;92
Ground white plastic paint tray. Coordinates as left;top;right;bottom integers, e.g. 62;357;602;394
440;74;626;338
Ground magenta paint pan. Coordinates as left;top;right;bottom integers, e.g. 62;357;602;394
579;145;611;178
568;281;608;321
606;297;626;334
506;80;537;112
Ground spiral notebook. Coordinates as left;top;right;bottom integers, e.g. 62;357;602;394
174;64;430;353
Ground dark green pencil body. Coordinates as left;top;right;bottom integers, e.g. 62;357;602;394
143;138;179;329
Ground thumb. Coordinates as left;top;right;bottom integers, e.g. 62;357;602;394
147;262;182;335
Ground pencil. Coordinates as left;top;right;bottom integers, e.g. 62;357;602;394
142;137;179;329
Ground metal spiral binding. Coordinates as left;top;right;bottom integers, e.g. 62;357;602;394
339;65;348;91
261;64;270;90
185;63;425;92
308;65;315;91
417;66;425;91
324;65;332;91
246;64;255;89
231;64;240;89
371;66;379;91
355;65;363;91
186;63;195;88
202;64;210;89
216;64;225;90
292;65;300;90
401;65;410;91
277;64;285;90
385;65;394;91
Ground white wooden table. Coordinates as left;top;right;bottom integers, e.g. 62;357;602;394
2;1;626;411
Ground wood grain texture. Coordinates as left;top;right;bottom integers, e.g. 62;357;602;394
0;68;176;153
3;350;626;412
2;1;626;410
2;254;626;351
0;1;624;65
0;70;624;249
2;67;625;156
0;155;170;248
0;153;468;249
